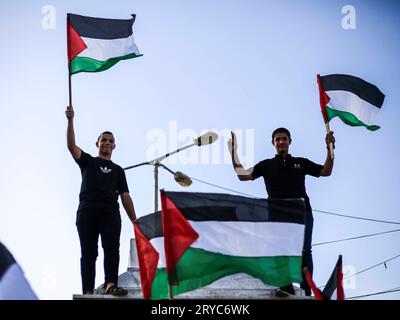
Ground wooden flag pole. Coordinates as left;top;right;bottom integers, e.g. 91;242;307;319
68;67;72;106
169;284;174;300
325;121;335;160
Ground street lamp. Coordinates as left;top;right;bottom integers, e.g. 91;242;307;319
124;131;218;211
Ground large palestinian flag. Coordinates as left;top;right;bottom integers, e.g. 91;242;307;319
162;191;306;296
0;241;37;300
67;13;142;75
317;74;385;131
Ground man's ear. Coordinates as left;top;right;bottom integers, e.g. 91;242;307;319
289;138;292;145
113;144;116;150
96;141;99;148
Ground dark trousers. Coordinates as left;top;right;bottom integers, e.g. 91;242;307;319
300;209;314;296
76;205;121;294
280;208;314;296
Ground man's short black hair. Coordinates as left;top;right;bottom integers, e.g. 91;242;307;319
97;131;114;142
272;127;291;141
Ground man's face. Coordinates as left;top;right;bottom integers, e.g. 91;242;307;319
96;133;116;156
272;132;291;155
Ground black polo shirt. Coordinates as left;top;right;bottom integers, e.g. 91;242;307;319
251;154;322;206
75;150;129;210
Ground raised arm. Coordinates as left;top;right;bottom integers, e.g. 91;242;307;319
227;131;254;181
65;106;82;160
320;131;335;177
120;192;138;223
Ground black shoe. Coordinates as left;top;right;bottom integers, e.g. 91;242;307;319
105;285;128;296
275;284;295;297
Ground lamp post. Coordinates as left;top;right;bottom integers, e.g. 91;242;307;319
124;131;218;211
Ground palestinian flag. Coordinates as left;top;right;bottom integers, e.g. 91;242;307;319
162;191;306;295
303;255;344;300
67;13;142;75
0;241;37;300
317;74;385;131
134;211;169;299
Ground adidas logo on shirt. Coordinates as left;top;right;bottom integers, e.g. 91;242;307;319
100;166;112;174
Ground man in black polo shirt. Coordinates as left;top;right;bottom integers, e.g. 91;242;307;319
66;105;137;296
228;128;335;296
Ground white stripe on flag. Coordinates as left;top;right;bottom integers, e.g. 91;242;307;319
150;221;305;268
326;90;380;125
150;237;166;268
78;35;140;61
189;221;304;258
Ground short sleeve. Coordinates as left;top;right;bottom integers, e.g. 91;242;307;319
74;150;92;169
118;167;130;194
302;158;323;177
251;161;266;180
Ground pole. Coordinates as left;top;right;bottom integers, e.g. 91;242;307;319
67;15;72;107
68;68;72;106
325;122;334;160
169;282;174;300
153;164;159;212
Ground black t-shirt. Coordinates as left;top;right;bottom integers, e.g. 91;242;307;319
75;150;129;210
251;154;322;205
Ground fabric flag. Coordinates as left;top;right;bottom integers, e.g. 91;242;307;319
67;13;142;75
303;255;344;300
134;211;169;299
0;241;38;300
317;74;385;131
161;190;306;295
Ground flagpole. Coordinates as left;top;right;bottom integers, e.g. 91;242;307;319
67;15;72;107
68;67;72;106
318;74;334;160
325;121;334;160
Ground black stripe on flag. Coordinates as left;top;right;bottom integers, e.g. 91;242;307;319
136;211;163;241
67;13;135;40
320;74;385;108
322;255;343;299
0;242;16;280
165;191;306;224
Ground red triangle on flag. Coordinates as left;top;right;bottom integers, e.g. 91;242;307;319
67;20;87;63
317;74;331;123
161;190;199;285
134;224;159;299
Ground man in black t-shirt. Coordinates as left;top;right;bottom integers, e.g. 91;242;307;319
66;105;137;296
228;127;335;296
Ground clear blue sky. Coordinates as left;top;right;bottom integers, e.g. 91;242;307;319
1;0;399;299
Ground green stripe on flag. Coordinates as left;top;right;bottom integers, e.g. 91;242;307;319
327;106;380;131
150;247;302;299
70;53;143;75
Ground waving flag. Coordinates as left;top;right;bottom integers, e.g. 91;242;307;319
317;74;385;131
67;13;142;75
134;211;169;299
162;191;306;295
303;255;344;300
0;242;38;300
